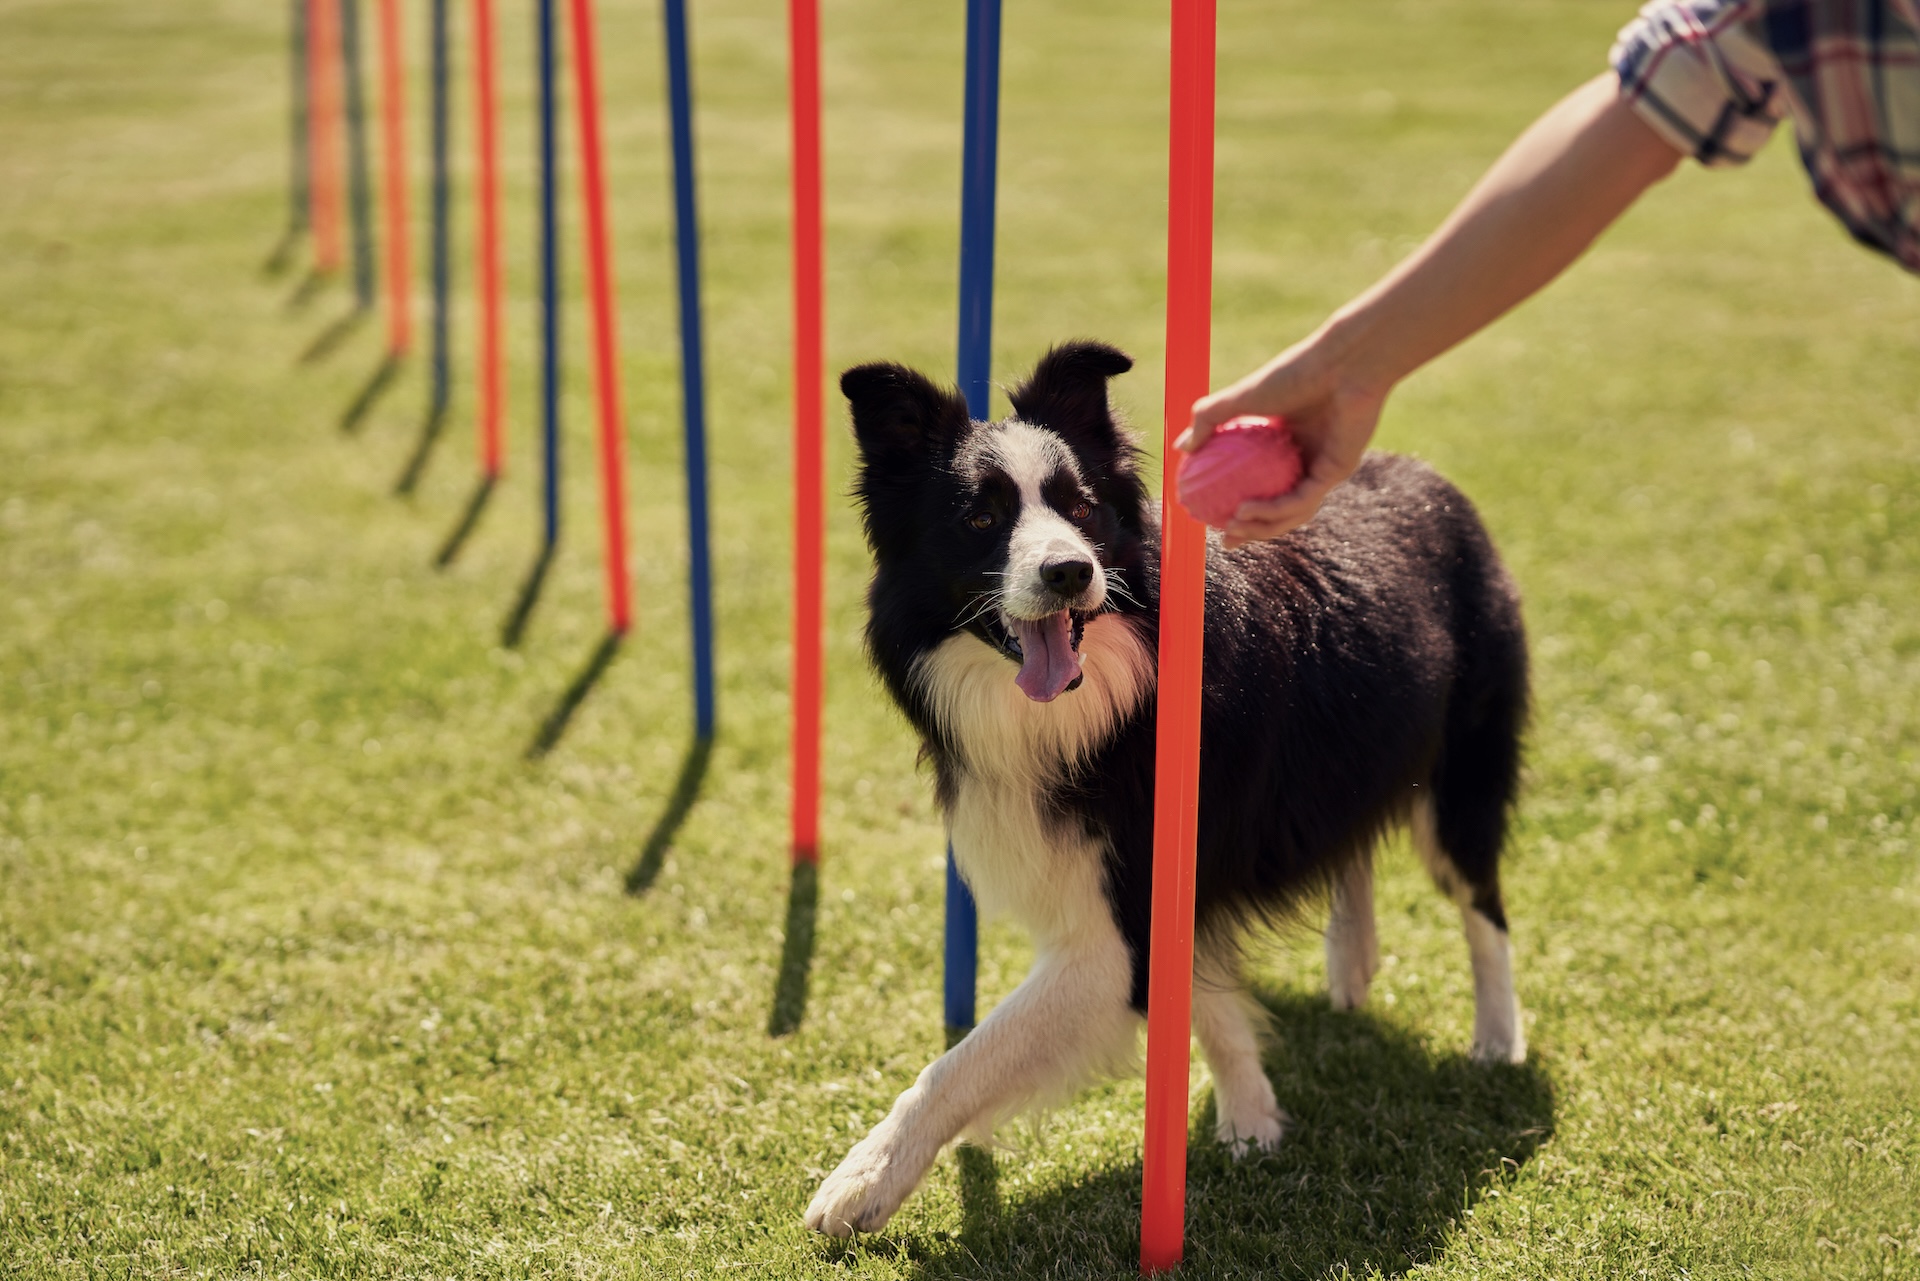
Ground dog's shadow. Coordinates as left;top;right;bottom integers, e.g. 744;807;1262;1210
870;989;1554;1279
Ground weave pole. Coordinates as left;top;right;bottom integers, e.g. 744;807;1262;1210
566;0;633;635
787;0;824;865
472;0;505;478
943;0;1003;1036
1138;0;1216;1270
429;0;454;422
376;0;412;355
663;0;717;739
340;0;377;310
308;0;346;273
537;0;562;549
288;0;310;245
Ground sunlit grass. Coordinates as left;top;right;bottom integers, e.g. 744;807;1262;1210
1;0;1915;1276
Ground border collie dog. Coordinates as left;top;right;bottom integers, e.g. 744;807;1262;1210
805;341;1529;1237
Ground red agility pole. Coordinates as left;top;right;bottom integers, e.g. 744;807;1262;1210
375;0;412;354
566;0;633;635
308;0;346;274
472;0;505;476
1139;0;1216;1271
789;0;824;865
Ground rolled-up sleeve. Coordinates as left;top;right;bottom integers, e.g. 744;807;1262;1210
1611;0;1788;166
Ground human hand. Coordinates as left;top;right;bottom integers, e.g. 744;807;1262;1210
1169;75;1682;549
1175;332;1384;548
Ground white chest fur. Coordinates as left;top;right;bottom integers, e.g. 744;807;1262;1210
909;614;1155;947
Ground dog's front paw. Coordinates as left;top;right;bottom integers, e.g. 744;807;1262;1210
1214;1099;1288;1157
804;1128;921;1237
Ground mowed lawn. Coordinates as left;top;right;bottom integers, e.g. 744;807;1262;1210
3;0;1918;1276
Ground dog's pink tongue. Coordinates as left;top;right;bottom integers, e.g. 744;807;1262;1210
1012;611;1081;702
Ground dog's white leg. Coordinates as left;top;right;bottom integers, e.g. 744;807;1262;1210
1191;961;1285;1154
1324;856;1379;1010
1410;795;1527;1065
1462;906;1526;1065
803;922;1136;1237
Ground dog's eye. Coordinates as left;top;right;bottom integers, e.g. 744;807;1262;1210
1069;500;1094;522
967;511;997;531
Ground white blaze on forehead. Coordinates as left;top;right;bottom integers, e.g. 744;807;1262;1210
983;420;1081;503
993;421;1106;622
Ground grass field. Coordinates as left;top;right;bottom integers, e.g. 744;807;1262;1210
3;0;1918;1276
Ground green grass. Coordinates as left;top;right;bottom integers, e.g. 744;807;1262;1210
2;0;1917;1275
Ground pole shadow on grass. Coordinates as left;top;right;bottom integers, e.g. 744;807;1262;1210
393;401;451;495
624;736;713;895
434;474;498;568
285;268;330;313
263;228;303;278
870;990;1554;1278
340;354;403;434
299;306;369;365
524;630;622;759
955;1145;1000;1241
766;860;818;1036
500;542;557;648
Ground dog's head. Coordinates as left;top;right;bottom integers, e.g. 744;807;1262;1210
845;340;1151;703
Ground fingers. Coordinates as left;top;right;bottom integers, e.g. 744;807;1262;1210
1180;362;1291;453
1218;434;1363;544
1176;389;1238;453
1221;475;1334;546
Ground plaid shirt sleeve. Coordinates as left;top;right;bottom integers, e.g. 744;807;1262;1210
1612;0;1920;272
1611;0;1787;166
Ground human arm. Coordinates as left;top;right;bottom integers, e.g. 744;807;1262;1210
1181;72;1685;547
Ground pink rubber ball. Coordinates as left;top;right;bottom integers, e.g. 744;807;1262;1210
1175;415;1303;529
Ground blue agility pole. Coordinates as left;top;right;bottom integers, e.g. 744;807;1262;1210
430;0;453;420
538;0;561;549
663;0;717;741
339;0;376;309
943;852;979;1032
290;0;310;241
944;0;1003;1036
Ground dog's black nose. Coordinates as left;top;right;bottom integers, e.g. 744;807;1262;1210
1041;558;1095;596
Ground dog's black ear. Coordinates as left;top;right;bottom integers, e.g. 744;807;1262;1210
1007;341;1133;440
841;362;970;459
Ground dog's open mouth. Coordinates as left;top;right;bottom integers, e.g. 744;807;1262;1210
996;610;1090;703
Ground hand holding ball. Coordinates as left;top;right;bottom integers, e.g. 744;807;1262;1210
1175;416;1303;529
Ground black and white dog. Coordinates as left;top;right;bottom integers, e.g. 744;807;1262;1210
805;341;1529;1237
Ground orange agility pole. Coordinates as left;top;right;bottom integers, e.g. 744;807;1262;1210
308;0;346;274
375;0;411;354
566;0;633;635
788;0;824;865
472;0;505;477
1139;0;1216;1271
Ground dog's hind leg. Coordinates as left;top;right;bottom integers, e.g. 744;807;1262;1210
1460;895;1525;1065
1193;951;1286;1153
1423;580;1530;1064
1411;795;1526;1065
1324;854;1379;1010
